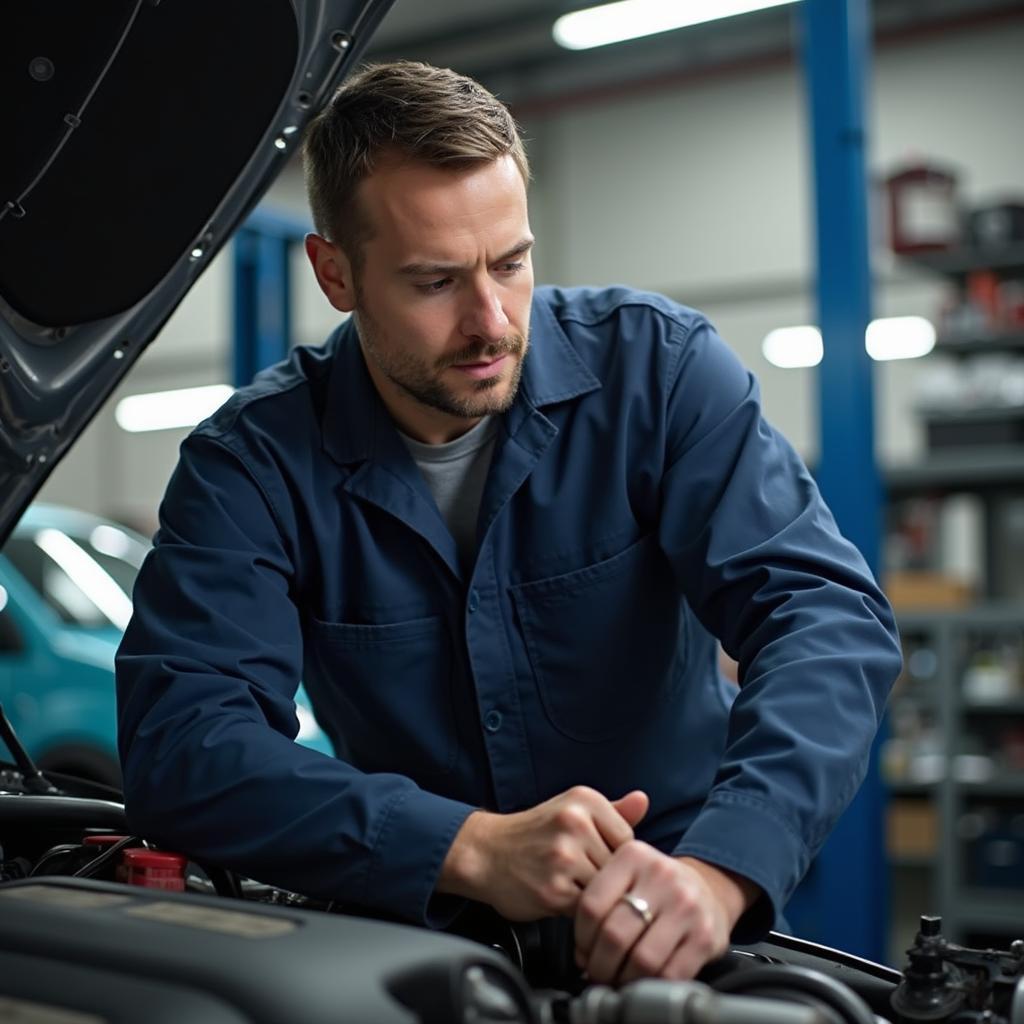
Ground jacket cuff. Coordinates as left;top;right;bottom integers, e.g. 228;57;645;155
671;793;810;943
363;784;477;928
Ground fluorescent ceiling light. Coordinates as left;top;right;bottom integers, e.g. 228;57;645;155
762;326;823;369
866;316;936;362
553;0;799;50
115;384;234;433
763;317;936;368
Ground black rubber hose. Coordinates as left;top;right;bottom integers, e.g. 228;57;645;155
203;863;244;899
710;964;877;1024
72;834;140;879
27;843;80;877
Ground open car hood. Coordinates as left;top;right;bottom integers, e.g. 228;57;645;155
0;0;394;544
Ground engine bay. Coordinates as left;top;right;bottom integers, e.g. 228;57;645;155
1;747;1022;1024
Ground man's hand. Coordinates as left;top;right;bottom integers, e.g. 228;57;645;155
574;846;760;983
437;786;649;920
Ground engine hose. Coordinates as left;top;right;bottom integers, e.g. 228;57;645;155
72;834;140;879
569;978;838;1024
1011;976;1024;1024
203;863;244;899
27;843;80;877
710;964;877;1024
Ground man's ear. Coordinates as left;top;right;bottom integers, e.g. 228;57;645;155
304;233;357;313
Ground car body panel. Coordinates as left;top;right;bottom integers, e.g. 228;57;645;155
0;504;334;785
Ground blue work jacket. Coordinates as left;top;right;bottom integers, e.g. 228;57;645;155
116;285;901;940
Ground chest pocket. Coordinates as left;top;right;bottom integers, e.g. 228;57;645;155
510;535;686;743
303;614;458;781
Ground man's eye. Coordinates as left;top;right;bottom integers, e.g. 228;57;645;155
498;261;525;274
417;277;452;293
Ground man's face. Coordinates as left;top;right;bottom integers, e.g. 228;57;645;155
344;155;534;443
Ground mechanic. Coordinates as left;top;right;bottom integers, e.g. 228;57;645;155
116;61;902;985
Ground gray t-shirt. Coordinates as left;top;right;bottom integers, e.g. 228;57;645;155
398;416;499;572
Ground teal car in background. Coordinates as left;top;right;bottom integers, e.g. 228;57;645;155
0;504;334;787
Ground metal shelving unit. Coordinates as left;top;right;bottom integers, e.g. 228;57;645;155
884;242;1024;954
886;451;1024;497
964;696;1024;713
890;612;1024;946
933;329;1024;357
960;778;1024;797
903;241;1024;279
958;889;1024;932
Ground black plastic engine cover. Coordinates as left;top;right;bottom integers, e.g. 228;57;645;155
0;877;536;1023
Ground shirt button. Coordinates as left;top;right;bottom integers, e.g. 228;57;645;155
467;589;480;613
484;710;503;733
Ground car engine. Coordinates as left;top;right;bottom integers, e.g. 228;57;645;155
1;708;1022;1024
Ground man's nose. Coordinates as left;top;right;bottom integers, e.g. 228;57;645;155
460;279;510;342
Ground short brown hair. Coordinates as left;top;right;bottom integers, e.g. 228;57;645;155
303;61;530;270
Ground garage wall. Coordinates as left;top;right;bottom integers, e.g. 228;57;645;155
38;16;1024;534
522;18;1024;461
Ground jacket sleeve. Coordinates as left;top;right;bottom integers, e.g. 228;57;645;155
115;431;474;926
656;316;902;938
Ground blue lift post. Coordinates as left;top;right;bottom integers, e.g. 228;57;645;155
796;0;888;960
232;207;312;387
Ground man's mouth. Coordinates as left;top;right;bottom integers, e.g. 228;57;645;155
451;354;510;379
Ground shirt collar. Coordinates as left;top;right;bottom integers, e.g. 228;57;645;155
321;290;601;466
519;288;602;408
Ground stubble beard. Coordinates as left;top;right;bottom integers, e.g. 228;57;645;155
355;308;529;420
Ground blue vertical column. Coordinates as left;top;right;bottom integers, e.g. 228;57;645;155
233;227;293;387
232;208;310;387
799;0;888;960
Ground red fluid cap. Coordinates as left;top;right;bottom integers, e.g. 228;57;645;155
82;834;128;847
120;848;188;891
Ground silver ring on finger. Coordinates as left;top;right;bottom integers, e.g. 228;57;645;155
619;891;654;927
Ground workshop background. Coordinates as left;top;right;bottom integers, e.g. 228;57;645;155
24;0;1024;965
